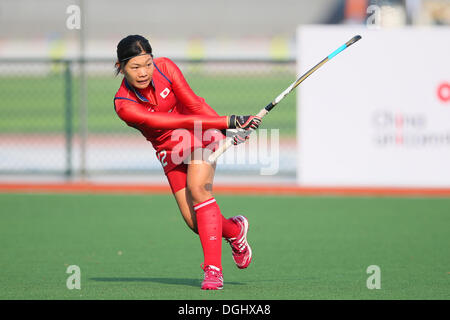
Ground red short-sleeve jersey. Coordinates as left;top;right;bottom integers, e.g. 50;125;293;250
114;57;226;173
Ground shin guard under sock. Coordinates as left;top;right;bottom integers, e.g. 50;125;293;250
194;198;223;270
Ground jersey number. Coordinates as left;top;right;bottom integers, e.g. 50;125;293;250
157;150;168;168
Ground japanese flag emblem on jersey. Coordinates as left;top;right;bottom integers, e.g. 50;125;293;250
160;88;170;99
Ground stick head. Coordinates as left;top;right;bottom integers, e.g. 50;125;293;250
346;35;362;47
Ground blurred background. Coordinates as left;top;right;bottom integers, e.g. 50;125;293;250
0;0;449;187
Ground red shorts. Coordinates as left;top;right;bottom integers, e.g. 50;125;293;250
166;163;188;194
161;129;225;193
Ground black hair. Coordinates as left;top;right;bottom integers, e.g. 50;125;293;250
115;35;153;76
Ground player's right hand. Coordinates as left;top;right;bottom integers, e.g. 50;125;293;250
228;115;262;130
231;129;251;145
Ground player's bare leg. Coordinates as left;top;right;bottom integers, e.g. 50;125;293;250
173;187;198;234
186;154;216;205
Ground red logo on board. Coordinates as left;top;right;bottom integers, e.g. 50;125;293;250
437;82;450;103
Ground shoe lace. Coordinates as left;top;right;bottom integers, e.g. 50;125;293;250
200;263;220;273
200;264;222;280
225;217;247;253
226;237;246;254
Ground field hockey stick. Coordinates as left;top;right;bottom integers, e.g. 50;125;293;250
207;35;362;163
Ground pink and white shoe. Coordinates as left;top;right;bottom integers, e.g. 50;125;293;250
226;215;252;269
201;264;224;290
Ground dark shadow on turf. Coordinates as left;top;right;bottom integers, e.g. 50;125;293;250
90;277;245;288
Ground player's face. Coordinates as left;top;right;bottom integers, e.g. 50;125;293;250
122;54;154;89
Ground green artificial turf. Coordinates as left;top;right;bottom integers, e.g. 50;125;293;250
0;193;449;300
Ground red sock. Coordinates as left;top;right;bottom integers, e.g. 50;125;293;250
194;198;223;270
222;216;240;239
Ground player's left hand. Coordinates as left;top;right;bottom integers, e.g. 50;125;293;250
228;115;262;131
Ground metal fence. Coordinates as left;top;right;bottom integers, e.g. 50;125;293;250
0;58;297;178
